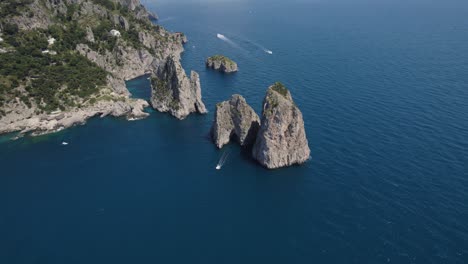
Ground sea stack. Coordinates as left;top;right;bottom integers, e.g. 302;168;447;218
150;56;207;119
206;55;238;73
252;82;310;169
212;95;260;148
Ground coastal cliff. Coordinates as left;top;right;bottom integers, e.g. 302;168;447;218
206;55;238;73
150;56;207;119
211;94;260;148
252;83;310;169
0;0;188;136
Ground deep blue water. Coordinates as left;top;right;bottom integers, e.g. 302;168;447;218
1;0;468;263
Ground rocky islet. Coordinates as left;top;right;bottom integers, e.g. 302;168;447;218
211;94;260;149
206;55;238;73
212;83;311;169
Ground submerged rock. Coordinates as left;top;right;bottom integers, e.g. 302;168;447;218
150;56;207;119
252;82;310;169
212;95;260;148
206;55;238;73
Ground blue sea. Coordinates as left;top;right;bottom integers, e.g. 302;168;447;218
1;0;468;263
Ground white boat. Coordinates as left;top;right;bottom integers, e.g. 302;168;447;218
62;142;68;145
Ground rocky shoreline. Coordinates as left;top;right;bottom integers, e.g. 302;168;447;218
0;96;149;136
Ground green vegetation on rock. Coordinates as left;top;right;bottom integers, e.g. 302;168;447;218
271;82;289;98
91;0;116;10
208;55;236;66
0;29;107;113
0;0;34;18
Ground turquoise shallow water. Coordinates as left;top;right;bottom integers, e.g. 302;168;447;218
1;0;468;263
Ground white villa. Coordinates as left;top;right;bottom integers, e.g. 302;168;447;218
110;29;121;37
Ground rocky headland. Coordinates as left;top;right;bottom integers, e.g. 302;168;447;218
212;83;310;169
206;55;238;73
211;94;260;148
0;0;196;137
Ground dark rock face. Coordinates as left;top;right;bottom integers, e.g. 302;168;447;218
150;56;207;119
206;55;238;73
211;95;260;148
252;83;310;169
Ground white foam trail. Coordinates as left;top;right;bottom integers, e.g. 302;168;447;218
216;33;240;49
216;33;229;41
216;151;230;170
227;33;272;55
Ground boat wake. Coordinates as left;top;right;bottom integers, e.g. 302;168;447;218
216;33;241;49
251;41;273;55
225;33;273;55
215;32;272;57
216;150;230;170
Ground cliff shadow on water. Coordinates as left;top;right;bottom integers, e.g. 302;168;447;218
126;74;153;100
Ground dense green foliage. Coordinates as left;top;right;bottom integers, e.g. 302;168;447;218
90;20;118;51
0;30;107;112
91;0;115;10
0;0;34;18
271;82;289;98
47;23;86;52
208;55;236;66
3;23;19;35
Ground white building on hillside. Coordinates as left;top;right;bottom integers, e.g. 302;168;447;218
48;37;56;46
110;29;121;37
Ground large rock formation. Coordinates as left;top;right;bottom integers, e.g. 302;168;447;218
150;56;207;119
211;95;260;148
252;83;310;169
206;55;238;73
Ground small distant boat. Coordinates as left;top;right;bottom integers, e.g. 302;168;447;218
216;165;221;170
61;142;68;145
266;50;273;55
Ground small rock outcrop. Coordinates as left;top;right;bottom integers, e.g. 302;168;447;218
85;26;95;43
206;55;238;73
212;95;260;149
252;83;310;169
150;56;207;119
